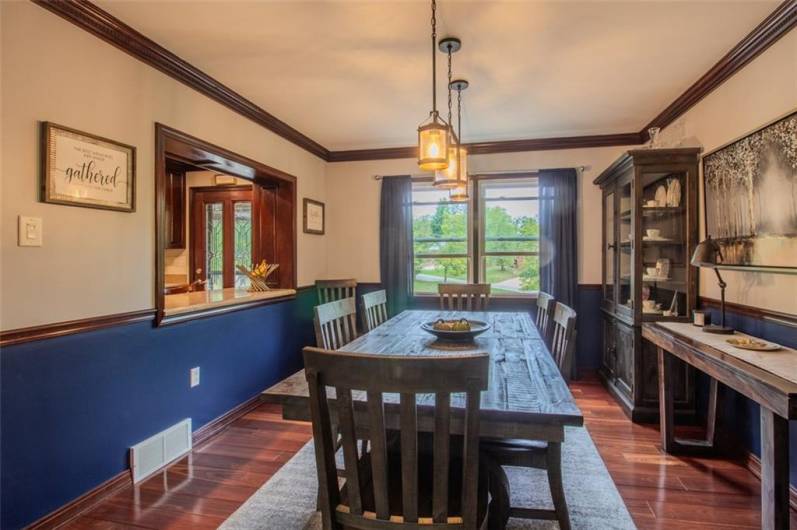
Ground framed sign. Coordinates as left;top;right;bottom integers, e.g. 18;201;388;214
303;198;325;235
41;122;136;212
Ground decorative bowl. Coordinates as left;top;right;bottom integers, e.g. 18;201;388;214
421;320;490;342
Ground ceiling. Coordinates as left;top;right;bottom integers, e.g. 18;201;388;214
97;1;778;151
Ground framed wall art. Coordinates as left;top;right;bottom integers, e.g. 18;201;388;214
303;198;325;235
41;122;136;212
702;110;796;272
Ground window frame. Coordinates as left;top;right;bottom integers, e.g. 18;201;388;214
410;173;539;299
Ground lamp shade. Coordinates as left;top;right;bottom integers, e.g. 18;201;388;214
691;236;723;267
418;114;449;171
434;145;466;188
449;181;468;202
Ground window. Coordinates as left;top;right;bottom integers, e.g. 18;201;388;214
411;182;469;294
410;175;539;296
478;178;539;295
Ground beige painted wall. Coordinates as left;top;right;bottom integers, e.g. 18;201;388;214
657;29;796;315
0;2;327;330
324;146;635;285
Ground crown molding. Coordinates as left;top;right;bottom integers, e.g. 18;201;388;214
32;0;330;160
641;0;797;141
32;0;797;161
327;132;644;162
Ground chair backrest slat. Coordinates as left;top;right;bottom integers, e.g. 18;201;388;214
550;302;577;381
366;390;390;520
362;289;388;332
400;393;418;522
437;284;491;311
535;291;555;344
303;348;489;528
316;279;357;305
433;392;451;523
314;298;357;349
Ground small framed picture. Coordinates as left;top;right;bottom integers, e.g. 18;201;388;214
303;198;325;235
41;122;136;212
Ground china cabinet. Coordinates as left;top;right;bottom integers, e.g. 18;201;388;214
594;148;700;422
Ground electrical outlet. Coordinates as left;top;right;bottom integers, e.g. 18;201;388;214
190;367;200;388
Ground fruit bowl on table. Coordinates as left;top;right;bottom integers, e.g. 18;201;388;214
421;319;491;342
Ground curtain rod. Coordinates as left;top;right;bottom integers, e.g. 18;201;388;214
373;166;588;180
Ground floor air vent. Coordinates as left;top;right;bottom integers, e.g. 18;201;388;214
130;418;192;483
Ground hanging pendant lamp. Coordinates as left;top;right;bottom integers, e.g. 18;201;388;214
417;0;449;171
449;79;470;201
434;37;462;188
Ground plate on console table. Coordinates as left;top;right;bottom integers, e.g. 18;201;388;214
726;337;782;351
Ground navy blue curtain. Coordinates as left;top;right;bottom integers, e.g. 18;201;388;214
539;168;578;308
379;176;413;316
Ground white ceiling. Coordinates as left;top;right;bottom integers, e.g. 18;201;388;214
97;0;777;151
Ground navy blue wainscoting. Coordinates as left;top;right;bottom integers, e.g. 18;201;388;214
702;305;797;490
0;288;317;529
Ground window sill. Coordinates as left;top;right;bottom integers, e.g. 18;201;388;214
159;287;296;325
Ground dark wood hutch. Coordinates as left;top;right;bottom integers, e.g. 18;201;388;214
594;148;700;422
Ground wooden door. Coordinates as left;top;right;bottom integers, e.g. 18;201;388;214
190;186;254;290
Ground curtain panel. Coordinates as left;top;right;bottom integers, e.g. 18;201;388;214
379;176;413;316
539;168;578;308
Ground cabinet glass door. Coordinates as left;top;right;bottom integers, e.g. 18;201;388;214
617;178;633;313
603;191;615;304
640;171;688;319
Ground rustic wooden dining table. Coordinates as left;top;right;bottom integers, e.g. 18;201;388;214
263;310;584;527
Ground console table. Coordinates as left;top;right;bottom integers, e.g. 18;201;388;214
642;321;796;530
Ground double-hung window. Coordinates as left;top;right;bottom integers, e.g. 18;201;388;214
411;181;470;295
410;175;539;296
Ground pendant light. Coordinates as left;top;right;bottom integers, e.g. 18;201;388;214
434;37;462;188
417;0;449;171
449;79;470;201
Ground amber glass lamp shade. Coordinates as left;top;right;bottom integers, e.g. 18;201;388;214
449;181;469;202
418;113;449;171
434;145;460;188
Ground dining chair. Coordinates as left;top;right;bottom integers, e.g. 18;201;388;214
550;302;578;382
316;279;357;304
535;291;555;344
304;347;490;530
481;302;578;530
361;289;388;332
438;283;491;311
314;297;358;350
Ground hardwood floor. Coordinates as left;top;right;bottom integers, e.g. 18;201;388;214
63;375;794;529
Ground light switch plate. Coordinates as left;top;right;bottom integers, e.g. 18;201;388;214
190;367;200;388
18;216;43;247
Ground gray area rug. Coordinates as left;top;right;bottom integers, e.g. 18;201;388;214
221;426;636;529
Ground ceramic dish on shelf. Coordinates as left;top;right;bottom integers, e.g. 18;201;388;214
726;337;782;352
643;275;671;282
642;308;664;315
642;236;673;242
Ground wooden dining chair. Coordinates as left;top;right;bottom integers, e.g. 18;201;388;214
438;283;491;311
550;302;578;382
481;302;578;530
316;279;357;304
535;291;555;344
314;298;358;350
303;346;490;530
361;289;388;332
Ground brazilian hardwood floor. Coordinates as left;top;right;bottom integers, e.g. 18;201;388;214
62;374;795;529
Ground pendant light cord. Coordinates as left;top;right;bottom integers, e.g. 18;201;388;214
456;85;463;171
447;44;453;133
431;0;437;114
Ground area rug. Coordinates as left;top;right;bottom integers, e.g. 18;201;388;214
220;426;636;529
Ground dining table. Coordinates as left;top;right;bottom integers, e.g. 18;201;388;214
262;309;584;527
